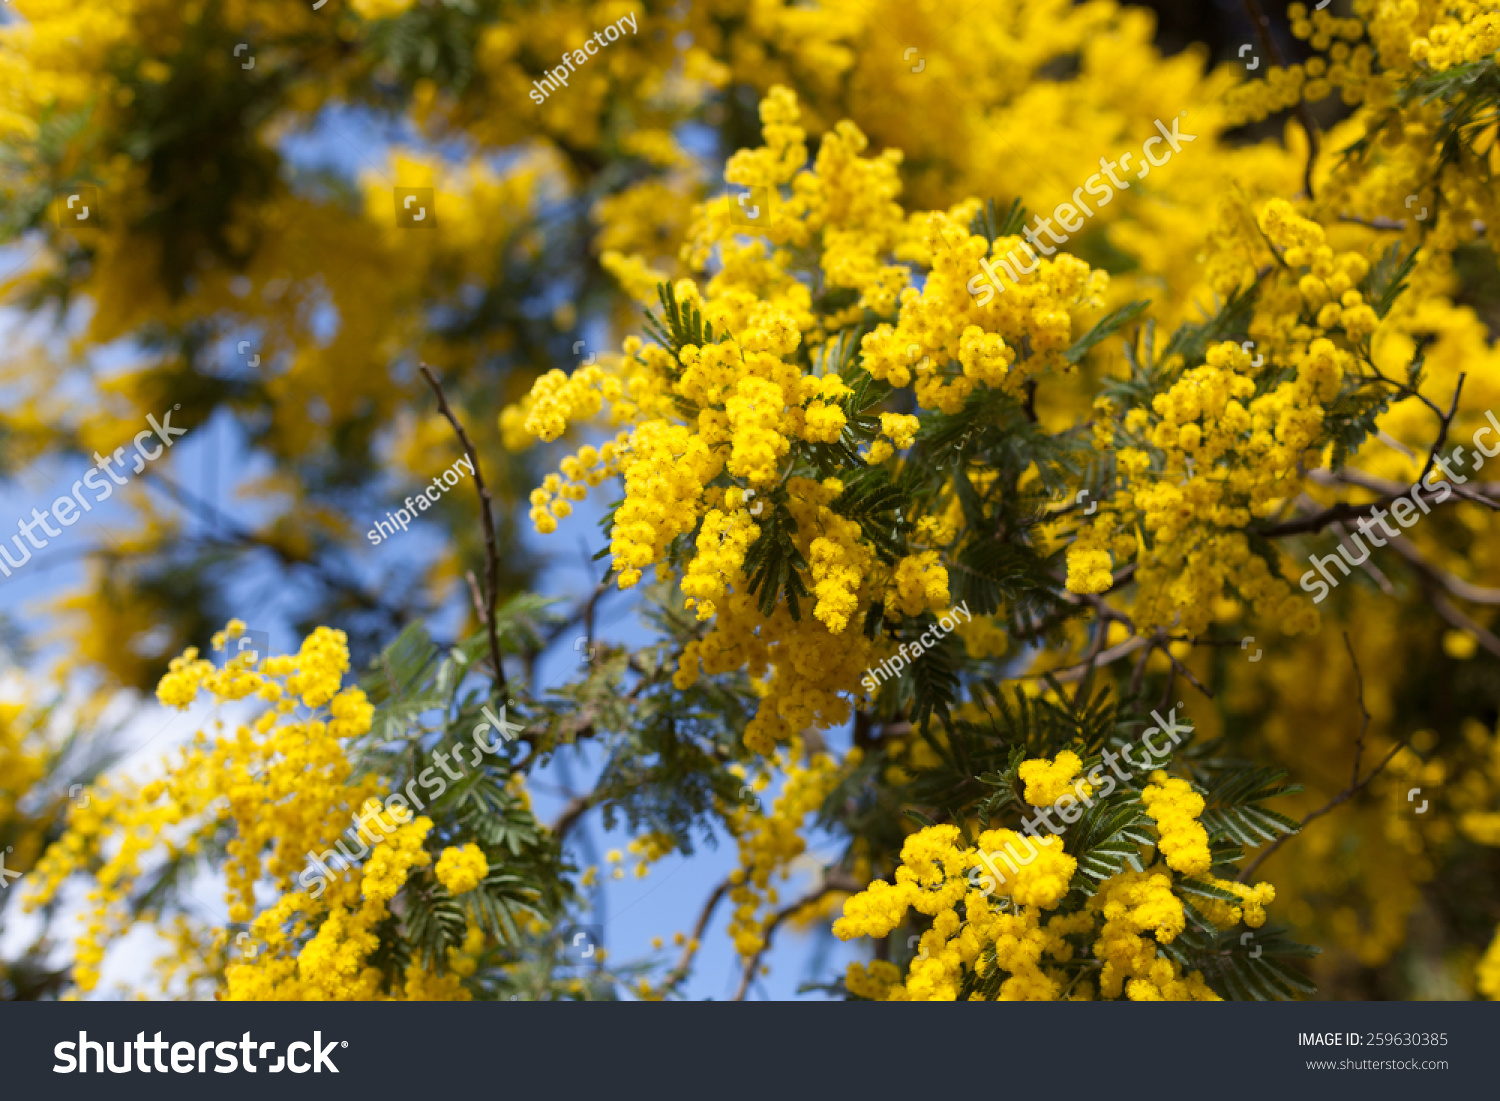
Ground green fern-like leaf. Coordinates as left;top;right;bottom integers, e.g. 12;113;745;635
969;197;1027;245
1064;300;1151;365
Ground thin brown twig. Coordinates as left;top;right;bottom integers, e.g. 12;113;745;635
550;794;591;840
1161;640;1212;701
418;363;507;696
1129;640;1152;699
1308;465;1500;507
1343;631;1368;789
1383;529;1500;608
732;873;859;1001
1329;517;1395;595
1016;635;1150;684
1429;592;1500;660
464;570;487;623
1417;373;1467;490
1260;377;1473;538
1157;649;1178;714
659;879;731;995
1239;636;1407;883
1240;0;1320;200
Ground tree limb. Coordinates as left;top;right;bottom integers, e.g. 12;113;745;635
732;872;860;1001
1239;635;1406;882
419;363;508;696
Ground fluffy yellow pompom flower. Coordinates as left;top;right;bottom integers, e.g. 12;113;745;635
436;843;489;895
888;550;950;616
1141;773;1212;876
973;828;1078;909
845;959;904;1000
1066;547;1115;594
1017;751;1090;807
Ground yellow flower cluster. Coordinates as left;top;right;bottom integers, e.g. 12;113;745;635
1141;773;1212;877
808;507;869;635
1092;868;1219;1000
682;504;762;622
436;843;489;895
833;820;1252;1000
887;551;951;619
833;824;1083;1001
25;625;486;1000
1223;2;1372;125
1406;1;1500;70
504;86;1103;754
1017;751;1090;808
1196;876;1278;931
725;744;851;957
1076;302;1357;635
857;207;1105;415
974;828;1078;910
671;479;884;753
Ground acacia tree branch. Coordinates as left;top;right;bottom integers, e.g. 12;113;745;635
550;794;592;840
418;363;507;696
1240;0;1321;199
1329;516;1395;595
141;468;410;623
1379;527;1500;608
659;879;731;996
1260;377;1476;538
1239;635;1406;882
1417;372;1466;490
1311;465;1500;510
732;872;860;1001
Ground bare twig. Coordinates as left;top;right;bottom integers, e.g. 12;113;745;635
1239;637;1406;882
1017;635;1150;684
732;872;859;1001
141;469;408;623
659;879;731;995
1382;528;1500;609
1307;467;1500;513
1257;496;1404;537
550;794;591;839
1129;639;1152;699
1329;518;1395;595
539;580;613;654
464;571;487;623
1417;373;1467;491
1429;592;1500;660
418;363;507;696
1161;638;1212;701
1240;0;1321;199
1343;631;1369;790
